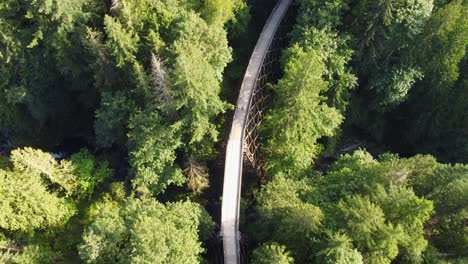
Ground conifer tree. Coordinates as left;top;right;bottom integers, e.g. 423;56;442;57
251;243;294;264
262;46;343;177
79;198;214;264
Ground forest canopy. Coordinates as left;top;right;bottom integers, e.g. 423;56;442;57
256;0;467;263
0;0;248;262
0;0;467;263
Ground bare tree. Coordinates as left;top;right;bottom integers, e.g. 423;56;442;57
150;53;173;105
110;0;121;12
183;157;209;193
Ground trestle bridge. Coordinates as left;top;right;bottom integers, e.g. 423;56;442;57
220;0;296;263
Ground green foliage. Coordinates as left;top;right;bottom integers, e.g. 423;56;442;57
127;108;184;196
255;175;322;261
0;169;74;232
350;0;433;72
86;0;239;197
10;147;77;196
69;149;112;199
351;153;468;258
104;15;139;68
95;92;135;148
201;0;235;26
0;147;110;263
0;0;98;143
3;0;468;263
369;66;423;109
83;182;127;226
343;0;468;164
414;0;468;89
335;195;402;263
423;245;468;264
255;150;440;263
171;12;232;152
349;0;434;110
79;198;214;264
318;150;380;202
0;148;77;232
291;0;356;113
251;243;294;264
324;151;468;260
0;154;12;169
373;186;433;262
404;77;468;163
292;28;357;113
1;0;245;199
0;244;56;264
397;2;468;163
226;0;251;36
293;0;349;31
317;232;363;264
261;0;356;179
408;163;468;256
262;46;343;177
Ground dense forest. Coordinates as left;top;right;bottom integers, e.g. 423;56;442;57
0;0;466;263
254;0;468;263
0;0;252;262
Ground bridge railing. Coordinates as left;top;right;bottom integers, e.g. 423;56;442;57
220;1;294;263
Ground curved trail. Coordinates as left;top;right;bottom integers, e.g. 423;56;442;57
220;1;292;263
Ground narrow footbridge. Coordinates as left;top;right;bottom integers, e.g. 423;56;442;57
220;0;295;263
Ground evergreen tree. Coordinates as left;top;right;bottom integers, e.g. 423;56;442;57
0;0;98;144
79;197;214;264
317;232;363;264
254;150;437;263
400;0;468;162
334;195;402;264
408;163;468;256
0;148;79;232
414;0;468;89
254;175;322;261
0;168;74;232
291;0;357;113
69;149;112;199
262;46;343;177
171;12;232;154
127;108;184;196
251;243;294;264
